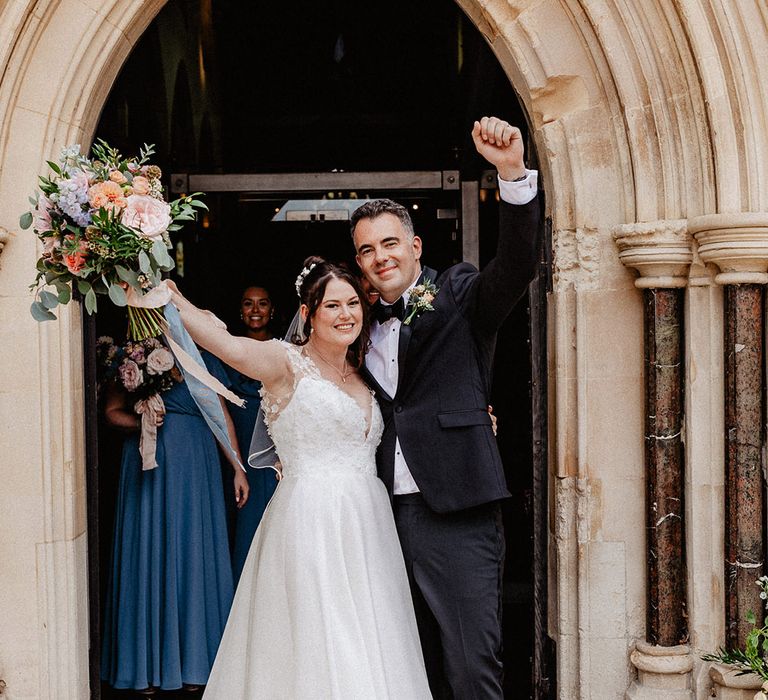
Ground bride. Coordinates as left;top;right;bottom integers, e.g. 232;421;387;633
168;257;431;699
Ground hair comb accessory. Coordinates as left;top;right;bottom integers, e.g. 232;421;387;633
294;263;317;297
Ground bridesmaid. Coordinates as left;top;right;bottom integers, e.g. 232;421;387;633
101;350;248;694
226;285;279;585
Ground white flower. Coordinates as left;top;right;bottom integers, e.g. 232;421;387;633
294;263;317;297
146;348;175;375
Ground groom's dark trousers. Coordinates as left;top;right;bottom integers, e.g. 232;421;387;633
365;195;541;699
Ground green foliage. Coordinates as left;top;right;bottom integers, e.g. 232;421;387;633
703;576;768;681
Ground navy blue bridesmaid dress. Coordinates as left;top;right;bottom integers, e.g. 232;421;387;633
101;353;235;691
225;365;278;585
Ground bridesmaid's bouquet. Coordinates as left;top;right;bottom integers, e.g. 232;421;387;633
96;335;182;401
20;140;205;340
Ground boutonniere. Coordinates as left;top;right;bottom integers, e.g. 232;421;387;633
404;278;438;325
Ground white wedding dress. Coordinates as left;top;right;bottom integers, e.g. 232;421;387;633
203;342;431;699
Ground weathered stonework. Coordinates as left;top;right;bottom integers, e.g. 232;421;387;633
613;221;692;288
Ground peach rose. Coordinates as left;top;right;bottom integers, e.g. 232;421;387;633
121;194;172;240
109;169;127;185
131;176;150;195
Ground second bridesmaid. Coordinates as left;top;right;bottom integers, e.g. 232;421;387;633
226;285;279;584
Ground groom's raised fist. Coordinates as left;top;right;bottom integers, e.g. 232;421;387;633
471;116;526;181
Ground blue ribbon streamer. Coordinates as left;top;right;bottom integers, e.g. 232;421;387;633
163;303;242;468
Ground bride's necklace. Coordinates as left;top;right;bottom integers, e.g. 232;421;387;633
309;344;352;383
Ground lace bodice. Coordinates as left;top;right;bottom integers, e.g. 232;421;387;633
259;342;383;477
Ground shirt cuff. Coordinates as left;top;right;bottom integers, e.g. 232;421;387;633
498;169;538;205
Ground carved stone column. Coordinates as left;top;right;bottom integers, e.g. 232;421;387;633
691;213;768;699
614;221;694;700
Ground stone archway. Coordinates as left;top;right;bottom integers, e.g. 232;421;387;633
1;2;766;698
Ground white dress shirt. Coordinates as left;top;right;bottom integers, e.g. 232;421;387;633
367;171;538;494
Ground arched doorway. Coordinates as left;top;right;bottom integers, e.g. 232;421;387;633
89;1;548;697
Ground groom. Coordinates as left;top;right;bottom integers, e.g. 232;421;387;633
352;116;540;698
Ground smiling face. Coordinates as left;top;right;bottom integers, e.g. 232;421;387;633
353;213;422;303
302;277;363;347
240;287;273;335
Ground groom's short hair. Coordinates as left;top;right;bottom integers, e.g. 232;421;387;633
350;199;415;241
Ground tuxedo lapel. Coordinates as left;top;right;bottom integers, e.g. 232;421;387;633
360;361;393;403
396;266;437;396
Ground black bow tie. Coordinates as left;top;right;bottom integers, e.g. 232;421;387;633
372;297;405;324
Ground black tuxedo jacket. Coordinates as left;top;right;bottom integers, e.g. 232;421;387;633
363;196;541;513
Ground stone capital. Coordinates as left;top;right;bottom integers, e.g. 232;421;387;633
690;213;768;285
625;641;693;699
613;220;692;288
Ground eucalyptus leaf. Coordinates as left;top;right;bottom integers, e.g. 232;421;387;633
85;287;98;315
39;290;59;309
57;286;71;305
108;283;128;307
150;238;167;258
78;279;91;295
150;240;173;268
19;211;33;230
138;250;150;274
30;301;56;321
115;266;140;288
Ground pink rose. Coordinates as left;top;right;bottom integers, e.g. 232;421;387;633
131;176;150;195
121;194;172;240
146;348;175;375
119;359;144;391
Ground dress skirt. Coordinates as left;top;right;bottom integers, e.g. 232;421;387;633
101;381;234;690
203;472;431;699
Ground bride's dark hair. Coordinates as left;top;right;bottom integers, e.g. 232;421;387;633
294;256;370;368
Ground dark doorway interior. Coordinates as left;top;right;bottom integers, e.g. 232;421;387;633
90;1;544;698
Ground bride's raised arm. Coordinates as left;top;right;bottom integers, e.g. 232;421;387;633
167;280;290;390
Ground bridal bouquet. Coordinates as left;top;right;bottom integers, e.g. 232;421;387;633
20;140;205;340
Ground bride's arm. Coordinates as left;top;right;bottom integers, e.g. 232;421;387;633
167;281;290;388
